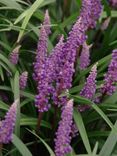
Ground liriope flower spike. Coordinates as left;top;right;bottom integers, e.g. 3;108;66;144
0;100;18;144
78;63;98;112
54;99;73;156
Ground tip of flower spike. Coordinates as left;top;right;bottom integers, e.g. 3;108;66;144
22;71;28;77
12;45;21;53
101;17;110;31
67;99;73;106
113;49;117;53
91;62;98;72
43;9;51;35
58;34;64;43
39;24;47;38
83;42;92;49
45;9;49;17
11;99;19;109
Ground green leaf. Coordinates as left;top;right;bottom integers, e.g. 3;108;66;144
0;61;11;74
102;0;111;16
12;134;32;156
73;108;92;154
20;91;35;99
27;129;55;156
0;65;4;81
14;71;20;137
20;118;51;129
92;142;98;156
0;54;16;73
70;95;115;132
0;0;23;11
91;104;114;131
17;0;44;42
104;92;117;104
0;100;9;111
99;120;117;156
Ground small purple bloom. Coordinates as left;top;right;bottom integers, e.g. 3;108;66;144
78;63;98;112
35;36;64;112
34;0;102;111
90;0;102;28
54;99;73;156
79;42;92;70
33;25;48;82
0;100;17;144
101;17;110;31
43;10;51;35
71;123;78;138
101;49;117;95
9;45;21;65
0;91;8;102
109;0;117;9
57;0;102;95
19;71;28;90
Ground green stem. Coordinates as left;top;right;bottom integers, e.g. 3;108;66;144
36;112;43;134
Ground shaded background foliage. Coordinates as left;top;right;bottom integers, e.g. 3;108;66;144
0;0;117;156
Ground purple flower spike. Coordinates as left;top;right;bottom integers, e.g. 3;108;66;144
80;0;102;29
101;49;117;95
90;0;102;28
35;36;64;112
109;0;117;9
57;0;101;94
43;10;51;35
79;63;98;112
0;100;17;144
54;99;73;156
9;45;21;65
19;71;28;90
79;42;92;70
33;25;48;82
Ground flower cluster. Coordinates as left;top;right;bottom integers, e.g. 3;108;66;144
109;0;117;9
78;63;98;112
79;42;92;70
33;25;48;82
35;36;64;112
43;10;51;35
101;49;117;95
90;0;102;28
34;0;102;112
0;100;17;144
54;99;73;156
9;45;21;65
19;71;28;90
33;10;51;82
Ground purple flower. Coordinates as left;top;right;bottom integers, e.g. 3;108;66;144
34;0;102;111
0;100;17;144
35;36;64;112
101;17;110;31
9;45;21;65
33;25;48;82
79;42;92;70
19;71;28;90
80;0;102;29
54;99;73;156
57;0;102;94
78;63;97;112
0;91;8;102
43;10;51;35
101;49;117;95
90;0;102;28
71;123;78;138
58;18;87;92
109;0;117;9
